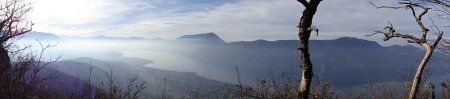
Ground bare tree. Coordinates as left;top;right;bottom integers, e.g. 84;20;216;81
369;1;444;99
0;40;59;98
96;66;146;99
296;0;322;98
0;0;32;76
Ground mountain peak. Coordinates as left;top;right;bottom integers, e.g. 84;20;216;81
177;32;225;44
331;37;381;48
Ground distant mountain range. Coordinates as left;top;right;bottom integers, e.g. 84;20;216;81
170;33;450;89
23;31;450;92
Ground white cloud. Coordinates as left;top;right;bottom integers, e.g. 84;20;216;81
107;0;302;41
31;0;145;36
31;0;450;42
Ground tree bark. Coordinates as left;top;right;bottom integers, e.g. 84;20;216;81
408;43;433;99
297;0;321;99
0;44;10;74
0;44;11;98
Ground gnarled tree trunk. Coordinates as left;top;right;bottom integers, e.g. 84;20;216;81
408;43;433;99
370;1;444;98
296;0;321;99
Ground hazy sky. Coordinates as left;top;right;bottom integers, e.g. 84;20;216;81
30;0;449;42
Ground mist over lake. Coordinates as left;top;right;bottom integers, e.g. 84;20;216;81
2;0;450;98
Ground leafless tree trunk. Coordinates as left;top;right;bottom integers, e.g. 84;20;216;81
0;44;10;74
370;1;443;99
296;0;321;99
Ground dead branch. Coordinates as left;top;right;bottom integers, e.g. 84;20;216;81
370;2;404;9
370;1;444;99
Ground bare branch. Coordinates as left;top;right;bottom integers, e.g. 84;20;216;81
366;30;389;37
307;26;319;36
297;0;309;8
369;2;404;9
404;3;431;39
428;16;444;50
426;0;450;8
0;0;32;43
373;22;422;43
431;32;443;49
369;1;444;98
440;39;450;54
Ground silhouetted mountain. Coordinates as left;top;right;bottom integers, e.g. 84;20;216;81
314;37;382;48
181;37;450;89
229;37;381;49
177;32;225;44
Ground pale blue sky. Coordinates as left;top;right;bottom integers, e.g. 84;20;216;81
30;0;449;44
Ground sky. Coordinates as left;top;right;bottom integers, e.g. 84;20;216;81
30;0;450;43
